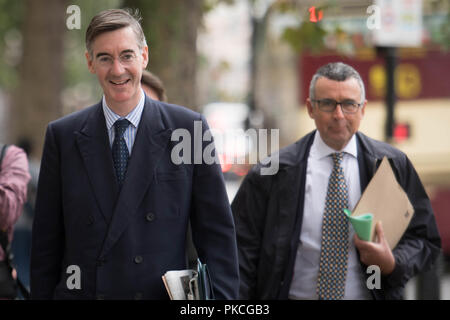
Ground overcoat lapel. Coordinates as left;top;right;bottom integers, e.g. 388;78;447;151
277;132;315;298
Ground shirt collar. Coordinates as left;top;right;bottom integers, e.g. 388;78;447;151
311;130;358;160
102;89;145;130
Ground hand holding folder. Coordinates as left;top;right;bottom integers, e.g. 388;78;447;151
344;209;373;242
349;157;414;249
197;258;214;300
162;258;215;300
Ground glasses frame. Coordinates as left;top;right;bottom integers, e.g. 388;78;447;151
95;51;139;68
312;99;362;114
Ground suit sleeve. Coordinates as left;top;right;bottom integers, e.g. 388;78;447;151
31;124;65;299
230;165;270;299
0;146;30;233
382;155;441;296
189;114;240;299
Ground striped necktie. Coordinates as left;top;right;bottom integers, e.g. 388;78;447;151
112;119;130;188
316;152;349;300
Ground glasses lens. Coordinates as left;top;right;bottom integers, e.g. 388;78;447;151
120;53;136;64
318;99;336;112
342;101;358;113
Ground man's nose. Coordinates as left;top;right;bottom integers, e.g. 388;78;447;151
110;58;125;75
333;103;345;119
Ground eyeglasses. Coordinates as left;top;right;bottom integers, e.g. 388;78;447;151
312;99;362;114
96;52;138;67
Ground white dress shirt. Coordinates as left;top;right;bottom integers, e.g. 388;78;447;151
288;131;372;300
102;89;145;155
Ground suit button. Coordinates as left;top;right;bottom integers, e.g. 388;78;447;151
134;292;143;300
134;255;143;264
146;212;155;222
97;258;106;266
87;215;94;225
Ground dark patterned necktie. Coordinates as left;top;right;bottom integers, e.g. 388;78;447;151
316;152;349;300
112;119;130;188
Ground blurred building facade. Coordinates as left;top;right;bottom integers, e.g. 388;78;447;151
197;0;450;259
251;1;450;260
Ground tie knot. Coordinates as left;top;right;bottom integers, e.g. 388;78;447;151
114;119;130;137
331;152;344;165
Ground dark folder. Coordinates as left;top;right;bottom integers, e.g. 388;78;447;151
197;258;215;300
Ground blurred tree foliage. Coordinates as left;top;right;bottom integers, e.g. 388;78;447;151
10;0;67;159
0;0;25;88
122;0;234;109
275;0;450;54
430;0;450;50
276;0;340;54
122;0;203;109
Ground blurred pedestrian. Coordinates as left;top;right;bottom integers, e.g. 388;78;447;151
0;143;30;299
141;69;167;102
11;138;39;294
231;62;441;300
31;8;238;300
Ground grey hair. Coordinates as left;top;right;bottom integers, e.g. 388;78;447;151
309;62;365;104
86;8;147;58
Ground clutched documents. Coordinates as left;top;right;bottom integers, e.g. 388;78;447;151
162;258;214;300
344;208;373;241
350;156;414;249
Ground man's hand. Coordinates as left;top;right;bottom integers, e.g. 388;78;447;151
354;221;395;275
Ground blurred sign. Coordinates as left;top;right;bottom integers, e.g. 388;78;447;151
372;0;423;47
300;49;450;102
393;123;410;143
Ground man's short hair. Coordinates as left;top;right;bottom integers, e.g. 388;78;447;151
309;62;366;104
86;8;147;57
141;70;167;102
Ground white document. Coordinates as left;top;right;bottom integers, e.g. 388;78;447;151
162;269;198;300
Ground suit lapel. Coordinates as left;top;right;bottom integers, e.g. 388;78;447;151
277;165;304;232
75;104;119;224
99;98;172;258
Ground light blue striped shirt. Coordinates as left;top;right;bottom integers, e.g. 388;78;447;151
102;89;145;155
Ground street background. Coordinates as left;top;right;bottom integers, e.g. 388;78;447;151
0;0;449;299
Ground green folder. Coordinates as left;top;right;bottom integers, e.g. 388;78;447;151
343;208;373;242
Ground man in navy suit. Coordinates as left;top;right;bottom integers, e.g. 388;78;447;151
30;8;239;300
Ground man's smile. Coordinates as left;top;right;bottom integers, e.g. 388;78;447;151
109;79;130;86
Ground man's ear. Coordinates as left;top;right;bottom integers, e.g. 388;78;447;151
141;46;149;69
85;51;95;74
306;98;315;119
360;99;367;117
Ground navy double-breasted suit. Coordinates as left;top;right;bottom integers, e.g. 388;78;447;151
31;96;239;299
